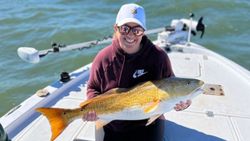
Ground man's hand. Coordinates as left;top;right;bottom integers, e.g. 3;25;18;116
174;100;192;111
82;111;99;121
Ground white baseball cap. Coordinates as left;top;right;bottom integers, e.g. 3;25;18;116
116;3;146;30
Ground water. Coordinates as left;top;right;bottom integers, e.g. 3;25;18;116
0;0;249;116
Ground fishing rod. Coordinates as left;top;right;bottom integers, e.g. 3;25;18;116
17;27;166;64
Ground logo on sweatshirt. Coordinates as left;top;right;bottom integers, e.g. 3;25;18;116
133;69;147;78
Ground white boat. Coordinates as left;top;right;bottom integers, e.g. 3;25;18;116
1;16;250;141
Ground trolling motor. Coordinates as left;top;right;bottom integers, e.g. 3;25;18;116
17;42;66;63
178;15;205;38
17;28;166;64
17;13;205;63
17;36;113;64
157;13;205;46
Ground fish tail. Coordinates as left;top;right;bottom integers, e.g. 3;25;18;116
36;107;71;141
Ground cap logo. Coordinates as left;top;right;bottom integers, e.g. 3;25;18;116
131;8;137;15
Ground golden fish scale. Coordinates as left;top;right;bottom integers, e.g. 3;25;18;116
80;81;169;115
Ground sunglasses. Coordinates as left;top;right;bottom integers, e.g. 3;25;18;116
118;25;144;36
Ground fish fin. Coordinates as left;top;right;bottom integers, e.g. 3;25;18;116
101;88;118;95
36;107;71;141
100;88;129;95
95;120;108;141
80;88;128;107
80;88;130;107
143;100;160;113
146;114;161;126
95;120;110;130
115;88;130;93
79;100;92;107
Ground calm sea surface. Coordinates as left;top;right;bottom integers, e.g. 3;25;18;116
0;0;250;116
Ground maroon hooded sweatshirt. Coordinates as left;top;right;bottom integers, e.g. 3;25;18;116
87;35;174;132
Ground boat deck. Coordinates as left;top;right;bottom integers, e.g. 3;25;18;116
2;43;250;141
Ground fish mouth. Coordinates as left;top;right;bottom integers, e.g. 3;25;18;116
199;80;205;86
194;88;203;93
190;87;204;97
